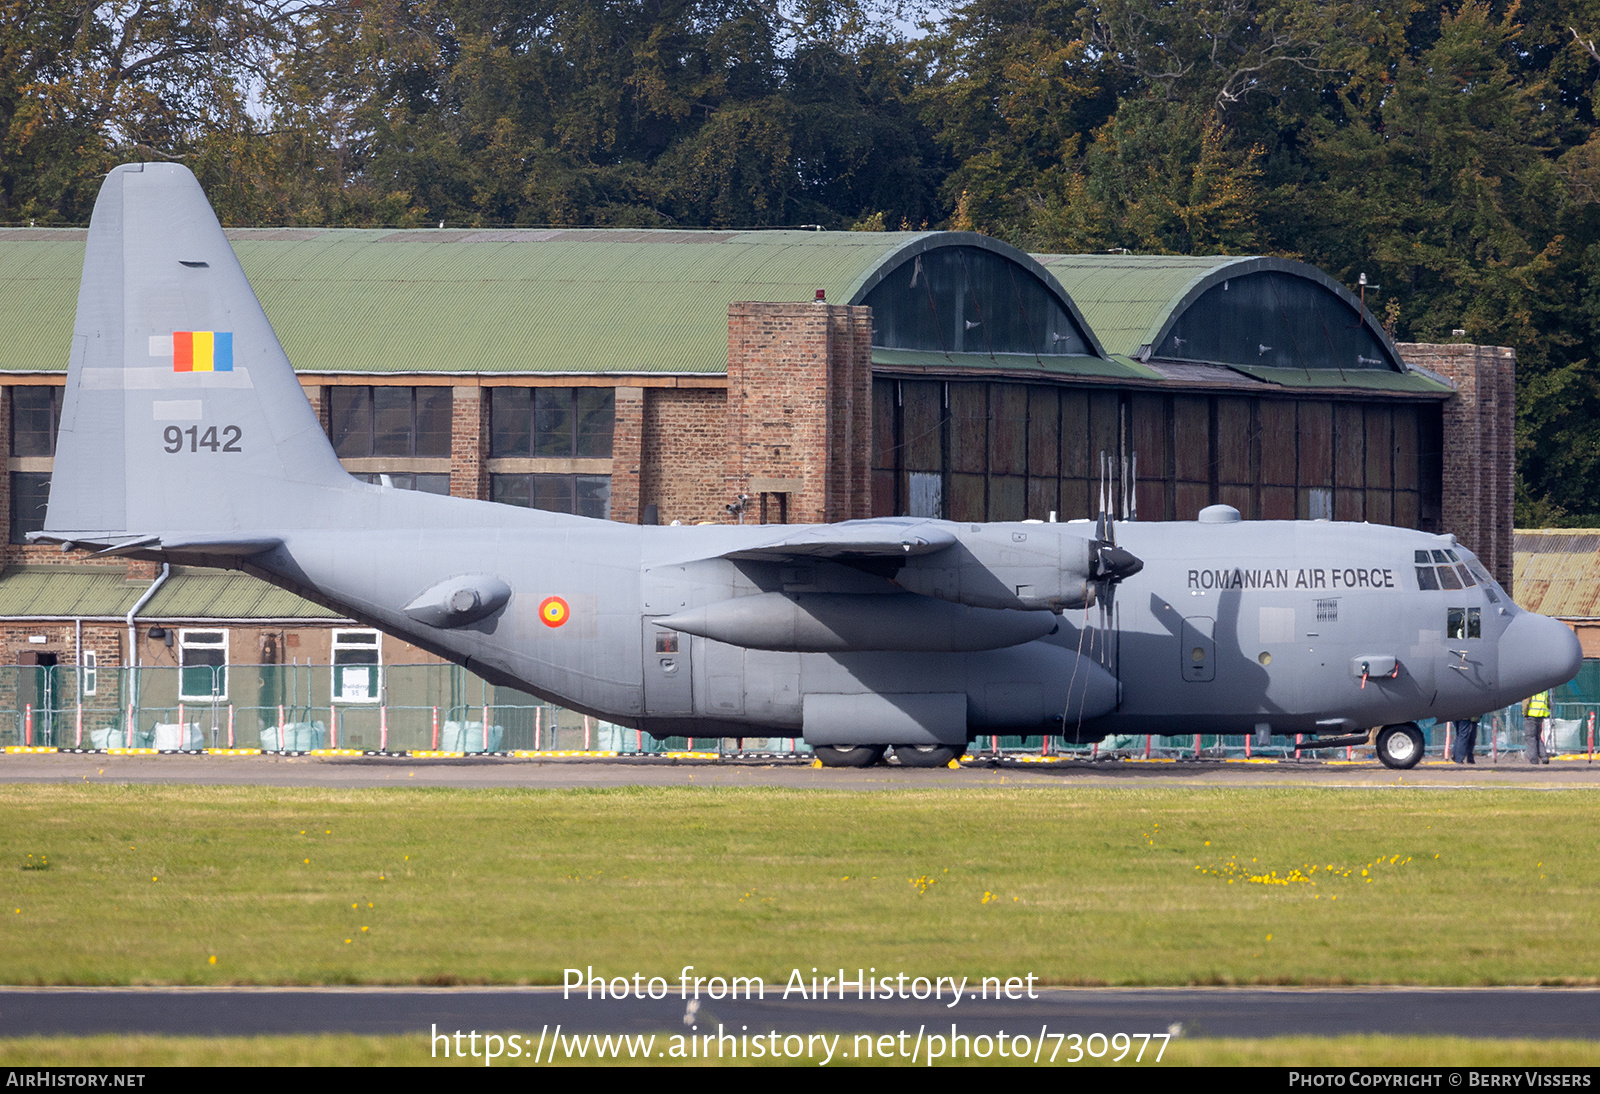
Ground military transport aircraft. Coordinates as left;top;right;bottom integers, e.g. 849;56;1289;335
35;164;1583;768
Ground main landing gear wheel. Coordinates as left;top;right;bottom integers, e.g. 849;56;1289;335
813;745;887;768
1375;723;1425;770
893;744;960;768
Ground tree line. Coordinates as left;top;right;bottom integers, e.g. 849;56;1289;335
6;0;1600;523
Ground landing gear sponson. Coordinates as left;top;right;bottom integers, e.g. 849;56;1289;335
811;726;1426;769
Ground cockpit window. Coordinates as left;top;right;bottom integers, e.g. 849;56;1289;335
1447;607;1482;639
1463;557;1511;609
1416;547;1504;600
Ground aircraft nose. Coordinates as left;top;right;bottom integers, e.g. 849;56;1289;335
1499;611;1582;699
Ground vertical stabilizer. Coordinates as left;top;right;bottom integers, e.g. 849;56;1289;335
43;163;350;541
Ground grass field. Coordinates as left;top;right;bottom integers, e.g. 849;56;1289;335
0;782;1595;986
2;1033;1598;1066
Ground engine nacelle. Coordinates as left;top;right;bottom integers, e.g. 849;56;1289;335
655;591;1057;652
894;524;1096;611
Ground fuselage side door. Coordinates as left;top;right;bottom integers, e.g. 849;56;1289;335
642;618;694;714
1181;616;1216;683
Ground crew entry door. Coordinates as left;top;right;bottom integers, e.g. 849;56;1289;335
1181;617;1216;682
643;619;694;714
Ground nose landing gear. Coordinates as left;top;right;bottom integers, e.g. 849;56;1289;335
1375;723;1425;769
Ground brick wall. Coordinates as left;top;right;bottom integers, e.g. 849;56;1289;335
725;301;874;524
301;382;328;436
609;387;645;522
1396;343;1515;591
450;385;489;500
641;388;728;524
826;307;874;521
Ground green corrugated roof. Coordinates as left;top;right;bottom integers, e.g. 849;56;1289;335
870;348;1161;380
1033;254;1420;386
1225;364;1452;395
0;230;84;374
0;565;341;619
1;227;1036;376
1034;254;1237;358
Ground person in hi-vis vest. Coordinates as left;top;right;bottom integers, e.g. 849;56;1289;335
1524;690;1551;765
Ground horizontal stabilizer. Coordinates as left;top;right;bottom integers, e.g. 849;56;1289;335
28;531;282;558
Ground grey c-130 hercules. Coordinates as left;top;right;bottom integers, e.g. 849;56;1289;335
36;164;1583;768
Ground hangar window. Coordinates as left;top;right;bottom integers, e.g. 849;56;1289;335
330;387;451;458
332;630;381;702
11;386;61;456
863;246;1090;357
8;471;49;544
179;630;228;701
1154;272;1398;371
490;388;614;458
491;473;611;519
349;472;450;495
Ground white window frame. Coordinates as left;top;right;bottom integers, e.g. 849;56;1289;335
178;629;228;701
331;628;383;704
81;651;97;696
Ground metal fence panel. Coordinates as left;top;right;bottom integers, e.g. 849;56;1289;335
0;663;1592;760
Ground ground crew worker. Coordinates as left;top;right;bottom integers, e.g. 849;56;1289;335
1449;718;1479;764
1524;690;1551;765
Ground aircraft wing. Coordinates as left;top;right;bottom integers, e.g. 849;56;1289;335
720;521;957;562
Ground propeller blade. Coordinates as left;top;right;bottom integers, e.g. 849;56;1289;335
1096;544;1144;582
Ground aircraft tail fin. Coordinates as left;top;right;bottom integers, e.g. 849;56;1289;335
42;163;351;544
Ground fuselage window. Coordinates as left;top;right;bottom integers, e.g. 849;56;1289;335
1416;566;1440;591
1437;565;1463;591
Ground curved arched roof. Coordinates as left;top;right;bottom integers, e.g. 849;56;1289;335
0;226;1105;376
1036;253;1411;373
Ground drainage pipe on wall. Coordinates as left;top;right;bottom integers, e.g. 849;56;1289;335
125;564;171;717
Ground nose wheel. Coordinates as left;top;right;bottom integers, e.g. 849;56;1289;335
1375;723;1425;769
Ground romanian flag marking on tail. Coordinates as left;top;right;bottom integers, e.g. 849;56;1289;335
172;331;233;372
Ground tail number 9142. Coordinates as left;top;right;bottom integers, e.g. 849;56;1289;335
164;425;243;453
